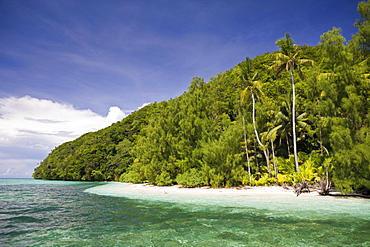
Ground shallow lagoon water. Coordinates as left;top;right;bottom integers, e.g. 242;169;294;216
1;179;369;246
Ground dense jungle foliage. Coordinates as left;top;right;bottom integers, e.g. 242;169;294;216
34;1;370;193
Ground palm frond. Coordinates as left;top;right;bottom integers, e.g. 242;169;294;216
276;111;290;122
251;72;258;81
317;73;332;81
297;121;310;130
240;87;251;104
274;52;290;62
252;80;263;90
298;59;314;66
268;125;283;142
297;112;308;121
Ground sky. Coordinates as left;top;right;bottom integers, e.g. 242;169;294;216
0;0;363;178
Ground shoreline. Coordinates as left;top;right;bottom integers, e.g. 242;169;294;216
124;183;370;198
128;183;321;197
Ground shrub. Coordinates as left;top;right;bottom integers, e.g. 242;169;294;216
277;173;293;185
176;168;205;188
256;173;274;186
293;159;319;184
155;171;173;186
119;170;144;183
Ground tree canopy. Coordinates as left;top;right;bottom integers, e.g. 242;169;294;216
33;1;370;193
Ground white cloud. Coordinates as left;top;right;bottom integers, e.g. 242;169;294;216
0;95;127;178
0;159;39;178
101;106;126;128
0;95;105;150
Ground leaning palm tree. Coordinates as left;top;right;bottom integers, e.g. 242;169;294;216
239;58;272;177
270;34;314;173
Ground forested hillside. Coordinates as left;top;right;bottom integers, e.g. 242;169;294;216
34;1;370;193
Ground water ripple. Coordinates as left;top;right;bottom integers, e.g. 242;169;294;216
1;179;369;246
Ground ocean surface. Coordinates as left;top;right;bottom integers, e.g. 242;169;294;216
1;179;369;246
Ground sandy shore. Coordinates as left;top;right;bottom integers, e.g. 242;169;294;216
128;183;321;197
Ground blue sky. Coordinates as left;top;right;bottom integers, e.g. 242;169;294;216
0;0;362;177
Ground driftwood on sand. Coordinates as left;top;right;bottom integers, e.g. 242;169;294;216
294;180;310;196
318;179;332;195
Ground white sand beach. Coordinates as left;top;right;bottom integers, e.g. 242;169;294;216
128;183;321;197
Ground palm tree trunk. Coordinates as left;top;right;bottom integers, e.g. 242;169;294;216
250;88;271;177
250;89;263;146
254;141;260;178
289;68;299;173
263;149;271;178
242;116;251;184
271;140;278;179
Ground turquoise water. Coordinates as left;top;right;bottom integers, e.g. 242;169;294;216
1;179;369;246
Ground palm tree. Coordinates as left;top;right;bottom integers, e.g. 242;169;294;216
241;115;252;184
274;95;311;157
261;128;278;179
239;58;272;177
270;34;314;173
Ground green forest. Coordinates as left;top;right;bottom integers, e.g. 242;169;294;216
33;1;370;194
